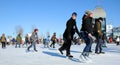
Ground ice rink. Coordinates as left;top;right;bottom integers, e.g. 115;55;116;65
0;44;120;65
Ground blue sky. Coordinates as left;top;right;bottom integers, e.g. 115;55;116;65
0;0;120;37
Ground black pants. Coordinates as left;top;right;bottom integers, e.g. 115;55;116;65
117;42;119;46
59;38;72;56
50;40;56;48
1;42;6;48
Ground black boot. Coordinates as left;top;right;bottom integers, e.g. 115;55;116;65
67;54;73;58
95;52;100;54
58;48;63;55
26;48;30;52
53;46;55;48
34;50;38;52
99;51;105;54
89;50;93;53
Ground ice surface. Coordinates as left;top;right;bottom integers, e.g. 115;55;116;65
0;44;120;65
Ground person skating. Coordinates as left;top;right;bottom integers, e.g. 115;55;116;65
15;33;22;48
50;33;57;48
12;38;16;45
44;36;50;48
23;34;30;47
102;33;107;47
116;36;120;46
80;10;94;61
0;34;7;49
43;38;46;48
58;12;81;58
94;17;105;54
27;29;39;52
6;37;10;45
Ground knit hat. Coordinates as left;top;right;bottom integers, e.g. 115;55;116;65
85;10;93;15
34;29;38;32
98;17;103;21
72;12;77;16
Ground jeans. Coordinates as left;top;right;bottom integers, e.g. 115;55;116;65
83;36;93;52
15;42;21;48
95;37;103;53
23;41;28;47
44;42;49;48
27;42;37;50
103;40;107;46
80;32;93;52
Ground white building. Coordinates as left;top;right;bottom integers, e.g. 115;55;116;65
113;26;120;38
106;24;113;38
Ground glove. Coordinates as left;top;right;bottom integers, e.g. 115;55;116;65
90;35;96;41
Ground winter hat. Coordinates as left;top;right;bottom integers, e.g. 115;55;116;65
72;12;77;16
54;32;56;35
98;17;103;21
34;29;38;32
85;10;93;15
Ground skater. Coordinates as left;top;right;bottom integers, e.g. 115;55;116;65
6;37;10;45
44;36;50;48
102;33;107;47
12;38;16;45
27;29;39;52
50;32;57;48
23;34;30;47
80;10;94;61
116;36;120;46
58;12;81;58
1;34;7;49
15;33;22;48
43;38;46;47
94;17;105;54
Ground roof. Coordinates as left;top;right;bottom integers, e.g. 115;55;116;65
93;6;106;18
113;27;120;32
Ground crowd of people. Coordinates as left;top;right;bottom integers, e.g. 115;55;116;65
57;11;109;62
0;10;118;62
0;30;65;50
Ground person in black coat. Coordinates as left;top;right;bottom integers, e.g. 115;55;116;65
80;10;94;59
58;12;80;57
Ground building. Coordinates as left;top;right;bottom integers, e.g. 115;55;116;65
106;24;113;38
113;26;120;38
93;6;106;33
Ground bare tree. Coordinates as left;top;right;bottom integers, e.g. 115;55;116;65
31;24;36;32
15;25;24;35
46;31;50;37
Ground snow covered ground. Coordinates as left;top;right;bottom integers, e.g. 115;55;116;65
0;43;120;65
